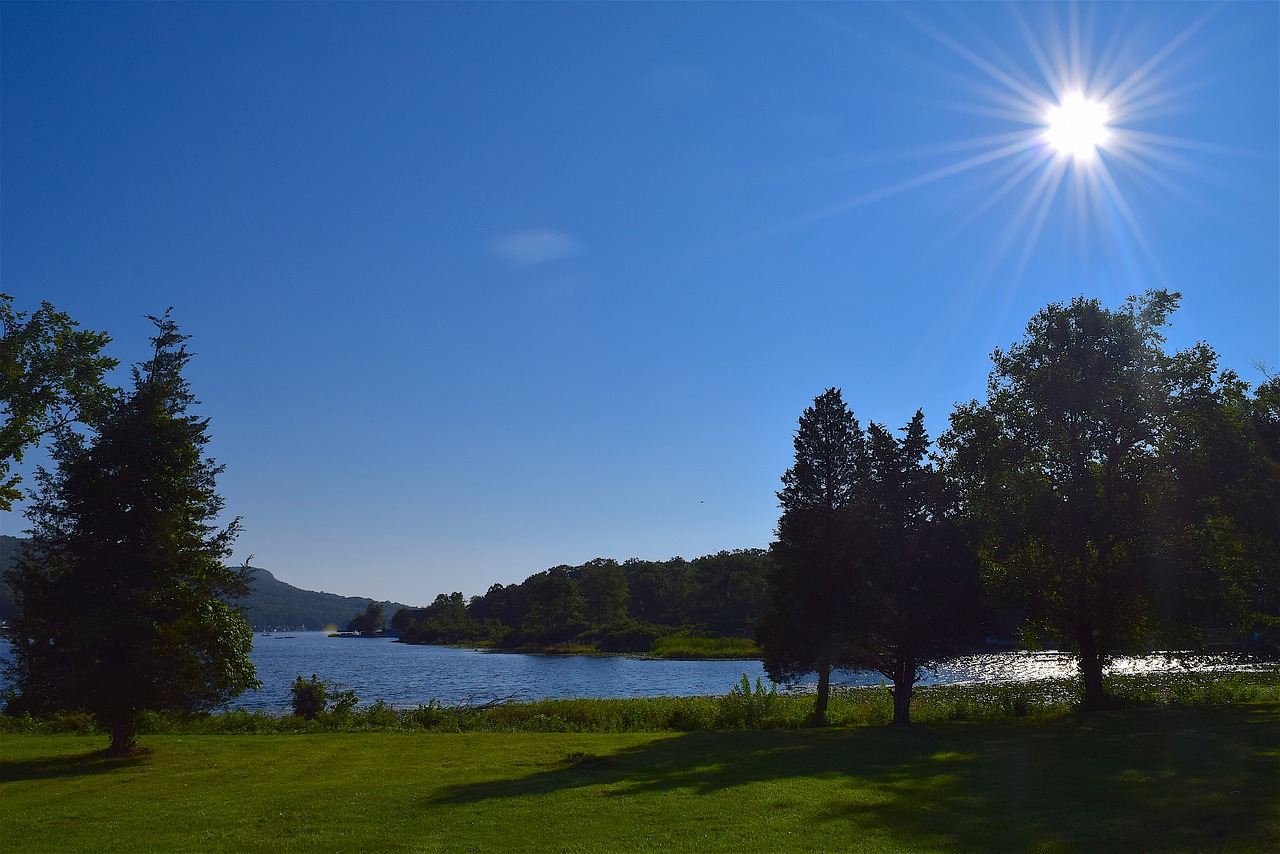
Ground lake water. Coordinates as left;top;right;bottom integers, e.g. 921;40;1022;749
229;633;1267;712
0;633;1266;713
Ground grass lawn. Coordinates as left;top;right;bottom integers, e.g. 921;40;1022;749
3;703;1277;852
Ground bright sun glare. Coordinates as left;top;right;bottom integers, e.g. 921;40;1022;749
1044;93;1111;161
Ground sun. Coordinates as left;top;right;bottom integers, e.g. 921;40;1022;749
1043;94;1111;161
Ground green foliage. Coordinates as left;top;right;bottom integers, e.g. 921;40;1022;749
592;618;668;653
289;674;358;720
404;550;773;655
649;635;759;659
347;600;385;635
716;674;778;729
940;291;1261;709
0;295;118;510
2;313;257;754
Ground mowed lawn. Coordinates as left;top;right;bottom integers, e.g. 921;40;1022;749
3;703;1277;853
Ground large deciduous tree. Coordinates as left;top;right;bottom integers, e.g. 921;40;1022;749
0;295;118;510
756;388;865;725
3;313;257;754
940;290;1237;709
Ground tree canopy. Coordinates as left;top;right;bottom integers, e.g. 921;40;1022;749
757;392;982;725
939;290;1257;709
0;295;118;510
3;313;256;753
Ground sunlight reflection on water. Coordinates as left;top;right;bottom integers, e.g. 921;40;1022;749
0;634;1267;712
222;633;1270;711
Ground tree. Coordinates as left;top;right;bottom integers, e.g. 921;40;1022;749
689;550;771;636
940;291;1229;709
851;412;982;725
3;312;257;754
578;558;628;625
348;600;385;635
0;295;118;510
518;567;587;645
1157;369;1280;646
756;388;865;725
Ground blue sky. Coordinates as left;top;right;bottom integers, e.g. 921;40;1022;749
2;2;1276;605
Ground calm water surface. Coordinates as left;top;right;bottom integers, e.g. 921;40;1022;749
231;632;1266;712
0;633;1264;712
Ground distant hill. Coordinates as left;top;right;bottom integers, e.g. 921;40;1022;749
238;566;412;631
0;535;411;631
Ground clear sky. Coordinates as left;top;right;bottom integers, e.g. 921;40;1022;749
2;2;1276;605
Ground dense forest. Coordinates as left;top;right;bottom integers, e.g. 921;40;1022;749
392;550;774;654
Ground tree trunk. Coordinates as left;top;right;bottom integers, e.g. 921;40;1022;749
890;659;915;726
1078;627;1107;711
103;715;138;757
811;662;831;727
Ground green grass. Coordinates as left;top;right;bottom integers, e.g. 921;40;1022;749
648;635;761;659
3;703;1277;852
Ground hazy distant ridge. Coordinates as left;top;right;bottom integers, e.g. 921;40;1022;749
0;535;408;631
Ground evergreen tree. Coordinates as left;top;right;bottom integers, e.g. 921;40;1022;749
852;412;982;725
756;388;865;725
3;313;257;754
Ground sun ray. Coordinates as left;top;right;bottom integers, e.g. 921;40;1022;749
973;157;1067;286
738;134;1046;246
929;147;1055;257
1011;163;1071;285
1103;5;1221;107
1091;158;1171;287
668;3;1257;293
893;5;1048;112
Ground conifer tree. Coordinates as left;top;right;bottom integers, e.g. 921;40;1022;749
756;388;865;725
4;313;257;754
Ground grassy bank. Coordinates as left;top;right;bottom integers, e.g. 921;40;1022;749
647;635;760;659
4;668;1277;736
3;702;1277;852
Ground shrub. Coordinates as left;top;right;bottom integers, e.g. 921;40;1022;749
717;674;778;729
289;674;358;720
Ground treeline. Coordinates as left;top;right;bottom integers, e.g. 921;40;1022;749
755;291;1279;725
392;550;772;653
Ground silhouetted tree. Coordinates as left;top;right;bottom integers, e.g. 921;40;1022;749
756;388;865;725
850;412;982;725
3;313;256;754
941;291;1235;709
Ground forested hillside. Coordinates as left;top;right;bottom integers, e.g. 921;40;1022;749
394;550;774;653
0;536;407;631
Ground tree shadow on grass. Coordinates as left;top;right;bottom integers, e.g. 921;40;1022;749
431;704;1280;852
0;750;147;783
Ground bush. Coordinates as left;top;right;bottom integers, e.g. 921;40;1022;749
289;674;358;720
716;674;778;729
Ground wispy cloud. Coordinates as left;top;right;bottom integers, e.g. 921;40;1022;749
488;229;583;267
